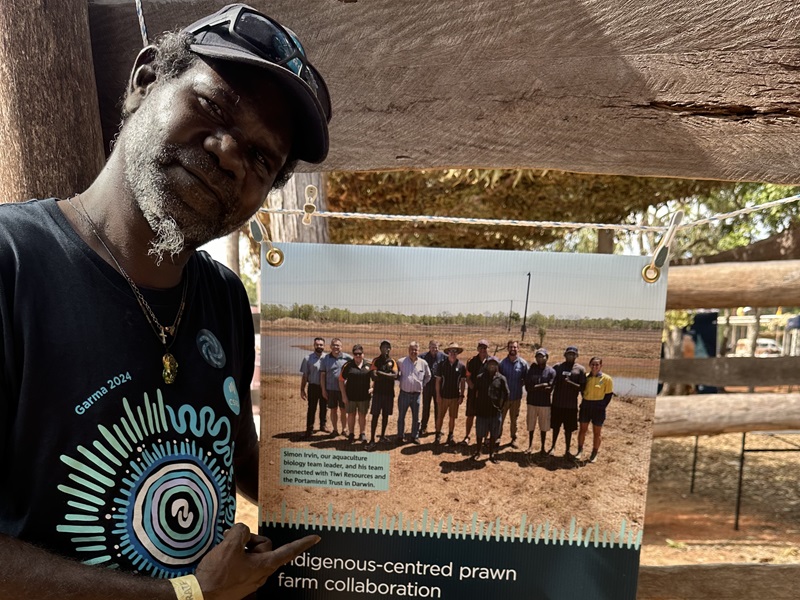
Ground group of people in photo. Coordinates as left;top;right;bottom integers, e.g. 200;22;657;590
299;337;614;464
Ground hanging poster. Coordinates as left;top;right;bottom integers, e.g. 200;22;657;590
258;243;667;600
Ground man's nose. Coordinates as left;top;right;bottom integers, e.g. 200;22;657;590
204;130;246;180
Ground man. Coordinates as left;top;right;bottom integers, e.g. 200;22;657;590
577;357;614;463
473;357;509;464
319;338;352;437
434;342;467;445
0;4;330;598
367;340;398;450
498;340;528;448
460;339;489;446
419;340;447;436
549;346;587;458
524;348;556;454
395;342;431;444
339;345;372;443
300;337;328;438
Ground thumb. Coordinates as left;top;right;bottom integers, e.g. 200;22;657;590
222;523;251;549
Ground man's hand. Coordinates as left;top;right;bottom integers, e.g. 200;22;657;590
300;388;307;401
194;524;319;600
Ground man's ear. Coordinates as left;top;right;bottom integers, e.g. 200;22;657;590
123;46;158;116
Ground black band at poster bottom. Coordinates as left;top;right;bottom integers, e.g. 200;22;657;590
259;523;640;600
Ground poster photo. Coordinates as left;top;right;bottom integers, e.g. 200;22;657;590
258;243;667;600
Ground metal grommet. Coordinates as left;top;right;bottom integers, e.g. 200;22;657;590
641;264;660;283
265;247;284;267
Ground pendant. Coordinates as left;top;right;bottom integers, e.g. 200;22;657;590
163;352;178;384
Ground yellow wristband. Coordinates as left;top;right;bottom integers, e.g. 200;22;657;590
169;575;204;600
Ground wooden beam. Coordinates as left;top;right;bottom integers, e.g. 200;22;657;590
653;393;800;437
659;357;800;387
637;564;800;599
666;260;800;309
1;1;104;201
87;0;800;182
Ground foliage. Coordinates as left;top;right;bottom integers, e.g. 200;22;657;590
327;169;733;251
262;304;662;331
327;170;800;258
618;183;800;259
240;271;258;306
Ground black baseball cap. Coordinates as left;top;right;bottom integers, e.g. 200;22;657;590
184;4;331;163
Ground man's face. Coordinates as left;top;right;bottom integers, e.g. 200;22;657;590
353;348;364;363
313;339;325;354
408;344;419;359
121;58;294;260
447;349;459;363
536;353;548;367
507;342;518;358
477;344;488;359
487;361;498;375
429;341;439;353
330;341;342;356
380;343;391;357
564;351;577;363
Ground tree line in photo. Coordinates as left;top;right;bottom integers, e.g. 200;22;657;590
299;338;614;465
265;303;661;332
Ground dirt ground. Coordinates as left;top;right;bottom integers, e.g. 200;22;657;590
641;433;800;565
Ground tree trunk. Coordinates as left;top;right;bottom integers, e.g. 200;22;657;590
0;0;104;202
596;229;614;254
224;231;240;276
267;172;330;243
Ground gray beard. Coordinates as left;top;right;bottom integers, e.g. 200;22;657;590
122;111;240;265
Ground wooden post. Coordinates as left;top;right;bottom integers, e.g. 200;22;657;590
267;173;330;243
653;393;800;437
666;261;800;309
0;1;104;202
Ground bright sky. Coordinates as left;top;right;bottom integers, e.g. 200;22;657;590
260;243;668;321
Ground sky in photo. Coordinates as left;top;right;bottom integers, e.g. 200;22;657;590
261;243;668;321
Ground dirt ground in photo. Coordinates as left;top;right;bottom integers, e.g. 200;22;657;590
254;323;661;539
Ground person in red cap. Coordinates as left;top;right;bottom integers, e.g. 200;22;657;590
0;4;330;598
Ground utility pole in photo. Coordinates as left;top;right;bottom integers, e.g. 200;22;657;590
521;272;531;341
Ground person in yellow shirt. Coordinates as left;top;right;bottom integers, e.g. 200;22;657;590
577;357;613;463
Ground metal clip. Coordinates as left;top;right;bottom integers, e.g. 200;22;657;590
302;185;318;225
642;210;683;283
248;217;284;267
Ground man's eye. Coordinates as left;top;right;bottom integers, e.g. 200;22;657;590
199;97;223;117
253;149;270;168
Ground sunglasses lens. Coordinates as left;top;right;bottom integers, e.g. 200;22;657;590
236;12;298;70
232;11;331;121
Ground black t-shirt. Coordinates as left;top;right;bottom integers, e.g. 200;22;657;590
475;372;509;417
0;199;258;578
466;354;487;400
525;364;556;406
370;354;397;397
436;359;465;398
340;359;372;402
551;361;587;409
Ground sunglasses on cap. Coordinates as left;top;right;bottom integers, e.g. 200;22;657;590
186;4;332;122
